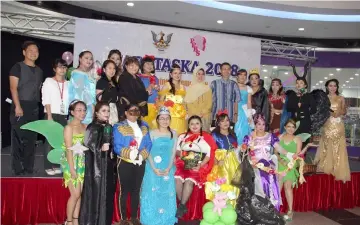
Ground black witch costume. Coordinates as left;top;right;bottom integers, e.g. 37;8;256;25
250;74;270;129
79;122;115;225
231;156;285;225
285;62;331;137
118;70;149;118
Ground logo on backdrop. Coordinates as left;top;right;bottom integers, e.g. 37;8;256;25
190;35;207;56
151;31;173;51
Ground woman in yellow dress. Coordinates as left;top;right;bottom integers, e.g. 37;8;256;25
205;111;239;207
158;64;187;134
315;79;350;182
184;66;212;132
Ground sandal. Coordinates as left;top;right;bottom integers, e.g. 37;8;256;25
64;220;72;225
284;210;293;221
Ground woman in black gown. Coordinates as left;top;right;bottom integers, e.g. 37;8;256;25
79;101;115;225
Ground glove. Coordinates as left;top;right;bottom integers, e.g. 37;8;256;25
135;154;143;166
129;149;139;162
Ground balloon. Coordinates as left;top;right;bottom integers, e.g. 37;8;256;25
225;203;234;210
66;67;75;80
62;51;73;65
202;202;214;212
220;208;237;224
203;208;219;223
200;220;213;225
214;222;225;225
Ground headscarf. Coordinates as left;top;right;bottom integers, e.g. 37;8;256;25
184;66;211;103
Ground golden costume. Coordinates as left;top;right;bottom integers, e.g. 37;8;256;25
158;82;187;134
315;96;351;182
184;66;212;132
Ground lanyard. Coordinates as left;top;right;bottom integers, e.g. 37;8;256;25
53;78;65;102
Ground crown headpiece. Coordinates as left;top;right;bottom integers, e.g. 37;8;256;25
249;68;259;75
158;106;170;116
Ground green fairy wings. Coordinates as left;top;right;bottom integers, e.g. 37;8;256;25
21;120;65;164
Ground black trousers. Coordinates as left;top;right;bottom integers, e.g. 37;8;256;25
43;113;67;170
10;101;39;174
117;159;145;220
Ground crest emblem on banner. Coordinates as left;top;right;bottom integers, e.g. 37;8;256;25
190;35;207;56
151;31;173;51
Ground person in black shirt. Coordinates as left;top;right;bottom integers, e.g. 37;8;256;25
118;56;149;119
96;60;121;125
9;41;43;175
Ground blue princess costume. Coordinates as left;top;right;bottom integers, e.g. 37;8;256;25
68;69;96;124
113;120;152;222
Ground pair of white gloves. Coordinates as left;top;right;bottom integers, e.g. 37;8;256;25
129;147;143;166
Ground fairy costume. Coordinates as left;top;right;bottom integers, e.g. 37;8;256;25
68;69;96;125
234;85;253;143
60;133;86;187
278;138;300;187
205;131;239;206
139;55;159;129
158;82;187;134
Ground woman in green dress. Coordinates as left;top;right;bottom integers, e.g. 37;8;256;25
61;100;87;225
278;119;302;221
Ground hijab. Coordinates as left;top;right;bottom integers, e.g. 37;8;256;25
184;66;211;103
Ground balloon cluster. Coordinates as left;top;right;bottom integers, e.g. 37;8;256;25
200;178;237;225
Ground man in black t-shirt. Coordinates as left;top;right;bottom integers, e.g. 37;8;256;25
9;41;43;176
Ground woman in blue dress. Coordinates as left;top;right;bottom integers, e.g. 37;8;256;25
140;106;178;225
68;50;96;124
234;69;253;144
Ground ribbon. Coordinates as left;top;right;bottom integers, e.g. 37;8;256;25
143;54;155;61
217;109;228;116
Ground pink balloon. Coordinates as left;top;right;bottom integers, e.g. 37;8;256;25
62;51;73;65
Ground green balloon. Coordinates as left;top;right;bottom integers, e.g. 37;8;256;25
203;208;219;223
66;67;75;80
200;220;213;225
214;222;225;225
220;208;237;224
202;202;215;212
225;203;234;210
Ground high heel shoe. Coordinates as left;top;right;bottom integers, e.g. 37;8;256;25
283;210;293;221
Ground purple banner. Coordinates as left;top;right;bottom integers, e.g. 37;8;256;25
261;51;360;68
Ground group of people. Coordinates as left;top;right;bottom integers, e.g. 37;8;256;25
9;40;351;225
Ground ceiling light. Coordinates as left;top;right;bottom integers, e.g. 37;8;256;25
217;20;224;24
298;28;305;31
316;83;319;85
329;73;334;76
343;84;346;86
324;77;328;79
346;81;349;83
355;73;359;76
264;76;268;79
262;65;265;67
127;2;134;7
350;77;354;80
262;69;268;72
336;68;341;71
319;80;323;83
284;72;288;75
312;86;316;88
273;66;278;69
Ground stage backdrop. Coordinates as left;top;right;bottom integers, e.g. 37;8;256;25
74;18;261;84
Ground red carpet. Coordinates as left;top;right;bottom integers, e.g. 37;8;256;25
2;173;360;225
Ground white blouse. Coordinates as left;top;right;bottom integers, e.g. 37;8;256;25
41;77;69;115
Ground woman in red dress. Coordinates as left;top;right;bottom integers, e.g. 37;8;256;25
174;115;217;218
268;78;286;136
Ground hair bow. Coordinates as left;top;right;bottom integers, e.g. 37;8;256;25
217;109;228;116
143;55;155;61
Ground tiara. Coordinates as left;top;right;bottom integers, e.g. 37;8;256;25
249;68;259;75
158;106;170;116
